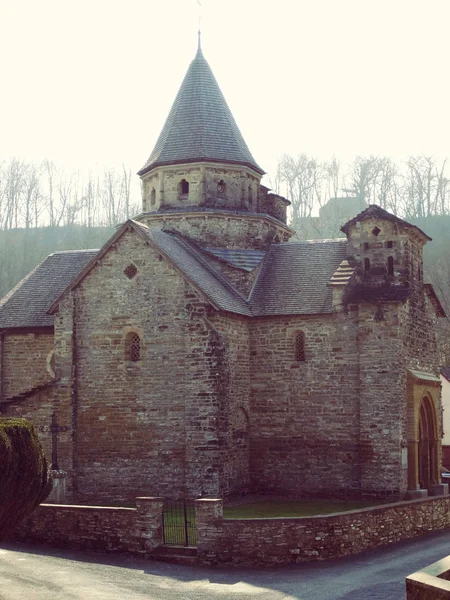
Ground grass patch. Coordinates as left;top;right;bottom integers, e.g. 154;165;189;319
223;500;379;519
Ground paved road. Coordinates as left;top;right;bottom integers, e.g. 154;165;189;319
1;530;449;599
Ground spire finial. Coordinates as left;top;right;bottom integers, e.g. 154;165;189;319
197;0;203;52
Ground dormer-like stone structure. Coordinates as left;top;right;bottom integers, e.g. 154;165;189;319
136;42;293;250
341;205;431;292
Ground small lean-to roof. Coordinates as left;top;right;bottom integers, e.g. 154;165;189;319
202;247;266;272
341;204;432;241
138;46;263;176
249;239;348;316
0;250;98;329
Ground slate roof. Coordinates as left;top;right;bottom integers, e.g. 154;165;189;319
138;46;263;176
441;366;450;382
0;250;98;329
341;205;432;241
202;247;266;272
5;223;441;327
141;227;252;316
249;239;348;316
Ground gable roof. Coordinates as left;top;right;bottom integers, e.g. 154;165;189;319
249;239;348;316
138;47;263;176
341;204;432;241
48;221;252;317
0;250;98;329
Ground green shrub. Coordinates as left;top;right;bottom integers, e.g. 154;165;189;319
0;418;52;539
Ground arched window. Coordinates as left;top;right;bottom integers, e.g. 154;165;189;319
294;332;305;362
126;332;141;362
179;179;189;197
217;180;226;195
387;256;394;276
364;258;371;273
150;188;156;206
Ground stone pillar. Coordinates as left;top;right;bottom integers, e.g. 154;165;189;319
159;172;165;207
135;497;164;551
195;498;223;556
46;470;67;503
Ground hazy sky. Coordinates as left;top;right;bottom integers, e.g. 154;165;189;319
2;0;450;185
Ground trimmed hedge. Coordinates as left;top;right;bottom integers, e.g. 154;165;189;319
0;418;52;539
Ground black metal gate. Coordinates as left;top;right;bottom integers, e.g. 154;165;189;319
163;499;197;546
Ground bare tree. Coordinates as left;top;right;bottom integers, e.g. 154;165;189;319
376;157;400;213
278;153;324;225
344;156;382;204
403;156;450;218
324;156;341;201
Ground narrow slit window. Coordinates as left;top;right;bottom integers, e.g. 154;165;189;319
150;188;156;205
126;333;141;362
364;258;371;272
179;179;189;196
294;332;305;362
387;256;394;276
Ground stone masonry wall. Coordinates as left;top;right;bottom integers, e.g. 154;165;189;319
54;228;230;503
13;497;163;557
345;215;441;497
196;496;450;566
406;556;450;599
140;163;260;213
249;313;361;497
140;213;292;250
210;314;251;496
1;331;54;400
355;301;408;497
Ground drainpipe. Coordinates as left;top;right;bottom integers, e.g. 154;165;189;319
71;296;79;500
0;329;7;410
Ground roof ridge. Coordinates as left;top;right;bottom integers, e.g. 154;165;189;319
282;238;347;246
50;249;99;255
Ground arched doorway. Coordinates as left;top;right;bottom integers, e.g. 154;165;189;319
418;395;438;490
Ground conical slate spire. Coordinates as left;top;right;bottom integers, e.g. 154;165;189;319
138;47;264;176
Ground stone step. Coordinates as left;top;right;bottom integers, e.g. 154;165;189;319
150;545;198;565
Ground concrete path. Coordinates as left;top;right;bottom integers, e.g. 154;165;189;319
1;530;450;599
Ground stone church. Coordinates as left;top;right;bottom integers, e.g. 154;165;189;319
0;43;446;504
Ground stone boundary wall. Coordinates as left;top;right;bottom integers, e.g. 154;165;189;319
11;495;450;567
406;555;450;599
195;496;450;566
13;497;163;557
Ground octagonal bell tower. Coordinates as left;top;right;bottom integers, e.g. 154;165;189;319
136;38;293;250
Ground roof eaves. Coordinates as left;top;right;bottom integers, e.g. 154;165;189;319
138;157;265;178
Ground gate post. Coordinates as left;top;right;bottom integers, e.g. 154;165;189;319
195;498;223;561
135;497;163;552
